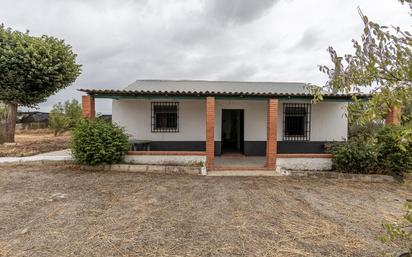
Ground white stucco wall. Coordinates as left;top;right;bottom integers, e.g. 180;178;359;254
277;100;348;141
310;102;348;141
113;99;206;140
112;98;348;142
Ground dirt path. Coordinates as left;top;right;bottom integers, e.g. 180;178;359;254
0;164;410;257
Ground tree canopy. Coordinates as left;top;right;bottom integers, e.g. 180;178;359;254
314;0;412;124
0;25;81;143
0;25;81;106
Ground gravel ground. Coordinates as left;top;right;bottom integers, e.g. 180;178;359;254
0;131;70;157
0;164;410;257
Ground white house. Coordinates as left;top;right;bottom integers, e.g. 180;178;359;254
80;80;364;172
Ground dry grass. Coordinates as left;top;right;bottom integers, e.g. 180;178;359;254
0;130;70;157
0;164;410;257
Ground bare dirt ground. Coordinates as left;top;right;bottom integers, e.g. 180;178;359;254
0;130;70;157
0;164;410;257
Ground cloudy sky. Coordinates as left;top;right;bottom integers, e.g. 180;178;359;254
0;0;410;114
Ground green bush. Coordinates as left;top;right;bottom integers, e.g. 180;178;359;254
348;121;383;139
376;125;412;174
331;125;412;175
330;137;377;173
71;119;130;166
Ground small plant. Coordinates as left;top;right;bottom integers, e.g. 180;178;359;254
49;99;82;136
71;118;130;166
381;200;412;256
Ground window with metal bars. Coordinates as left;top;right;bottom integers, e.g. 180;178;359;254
283;103;311;141
151;102;179;132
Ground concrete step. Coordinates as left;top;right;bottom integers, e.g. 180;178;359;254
207;170;281;177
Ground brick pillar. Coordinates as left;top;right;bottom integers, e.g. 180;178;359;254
82;95;95;119
206;97;215;170
385;106;401;125
266;98;278;169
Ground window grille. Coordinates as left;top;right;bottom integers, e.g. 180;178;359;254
151;102;179;132
283;103;311;141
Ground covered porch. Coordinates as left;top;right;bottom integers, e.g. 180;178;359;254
82;92;342;171
82;94;279;170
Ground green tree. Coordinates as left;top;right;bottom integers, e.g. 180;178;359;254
49;103;70;136
64;99;82;127
314;0;412;124
49;99;82;136
0;25;81;143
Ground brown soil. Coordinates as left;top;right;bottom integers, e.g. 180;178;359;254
0;164;410;257
0;130;70;157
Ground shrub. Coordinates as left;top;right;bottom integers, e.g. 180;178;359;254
348;121;383;139
71;119;130;165
376;125;412;174
329;137;377;173
331;125;412;175
49;99;82;136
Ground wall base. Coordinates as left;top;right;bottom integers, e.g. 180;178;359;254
124;154;206;167
277;158;332;171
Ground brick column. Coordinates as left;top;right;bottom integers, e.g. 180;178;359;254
206;97;215;170
385;106;401;125
82;95;95;119
266;98;278;169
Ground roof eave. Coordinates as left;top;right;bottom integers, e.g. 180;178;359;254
78;89;369;100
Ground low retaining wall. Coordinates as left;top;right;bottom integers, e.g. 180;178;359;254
123;154;206;167
277;157;332;171
81;164;203;175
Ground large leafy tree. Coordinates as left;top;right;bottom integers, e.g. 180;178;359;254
0;25;81;143
314;0;412;124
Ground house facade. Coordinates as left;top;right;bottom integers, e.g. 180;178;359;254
80;80;361;172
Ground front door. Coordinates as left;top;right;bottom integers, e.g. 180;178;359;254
221;109;244;154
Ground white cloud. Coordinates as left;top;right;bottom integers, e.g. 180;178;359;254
0;0;409;113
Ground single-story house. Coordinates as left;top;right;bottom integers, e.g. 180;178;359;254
79;80;366;172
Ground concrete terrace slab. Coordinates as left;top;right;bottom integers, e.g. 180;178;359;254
214;156;266;168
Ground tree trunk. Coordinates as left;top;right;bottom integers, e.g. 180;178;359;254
0;120;5;144
385;106;402;125
1;103;18;143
